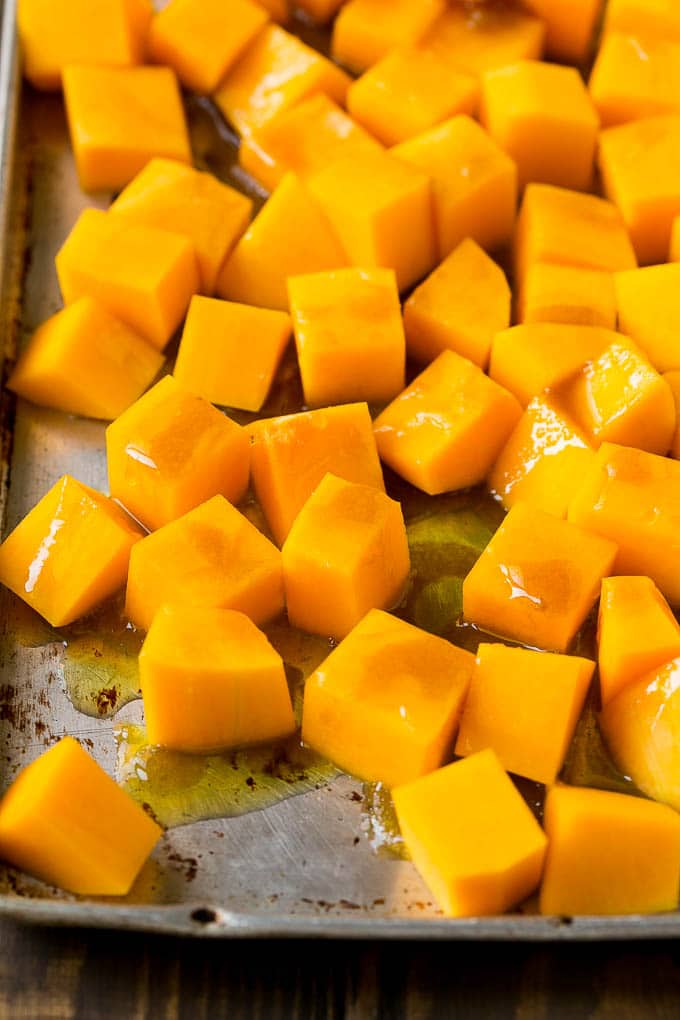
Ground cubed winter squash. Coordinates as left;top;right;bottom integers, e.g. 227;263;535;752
589;33;680;128
614;263;680;372
517;263;617;330
331;0;446;74
420;4;546;77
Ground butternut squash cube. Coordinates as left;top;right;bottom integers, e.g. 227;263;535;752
463;502;618;652
488;395;597;519
18;0;152;91
295;0;343;22
456;644;594;785
147;0;268;95
139;606;295;752
250;402;384;546
216;173;347;311
55;208;199;351
391;116;517;259
347;47;479;148
125;495;283;631
598;577;680;707
7;297;163;421
605;0;680;44
106;376;250;532
0;737;162;896
403;238;510;369
420;4;546;77
301;608;474;787
62;65;191;193
393;750;548;917
0;475;143;628
589;33;680;129
373;350;522;496
110;159;252;296
614;264;680;372
539;784;680;915
568;442;680;607
254;0;288;21
666;370;680;458
307;148;435;292
174;296;290;412
288;267;405;407
331;0;446;74
213;24;351;137
517;263;617;330
282;474;409;639
523;0;602;64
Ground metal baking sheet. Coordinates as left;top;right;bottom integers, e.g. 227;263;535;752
1;0;679;939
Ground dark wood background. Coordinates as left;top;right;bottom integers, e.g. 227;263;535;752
1;921;679;1018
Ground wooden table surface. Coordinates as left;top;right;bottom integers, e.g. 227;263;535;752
0;920;679;1019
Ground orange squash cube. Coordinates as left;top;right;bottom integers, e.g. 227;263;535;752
0;737;161;896
568;442;680;607
0;475;143;628
139;606;295;752
282;474;409;639
420;4;546;77
598;577;680;707
605;0;680;44
666;370;680;458
174;296;291;412
216;173;347;311
393;750;547;917
589;33;680;129
403;238;510;369
55;208;199;351
539;784;680;916
456;644;594;785
302;608;474;787
250;402;384;546
331;0;445;74
374;350;522;496
110;158;252;295
391;116;517;259
106;376;250;532
147;0;268;94
125;495;283;631
615;264;680;372
463;502;618;652
213;24;350;137
517;263;617;330
7;297;163;421
254;0;288;21
62;65;191;193
288;267;404;407
523;0;602;64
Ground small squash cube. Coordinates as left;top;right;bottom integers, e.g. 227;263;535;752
250;402;384;546
288;267;405;407
523;0;602;64
55;208;199;351
403;238;510;369
589;33;680;129
374;350;522;496
0;475;143;628
420;4;546;77
456;644;594;785
302;608;474;787
463;502;618;652
106;376;250;532
331;0;446;74
666;370;680;458
605;0;680;44
517;263;617;330
614;263;680;372
393;750;548;917
139;606;295;752
125;495;283;631
282;474;410;639
539;784;680;916
0;737;162;896
174;296;290;412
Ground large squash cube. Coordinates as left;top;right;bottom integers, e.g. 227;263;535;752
331;0;445;74
518;263;617;330
0;475;143;628
539;785;680;916
667;370;680;458
374;350;521;496
139;606;295;752
125;495;283;631
614;263;680;372
55;208;199;351
7;297;163;421
391;116;517;259
216;173;347;311
174;296;291;412
282;474;410;639
62;65;191;193
589;33;680;129
0;737;161;896
463;502;618;652
393;750;547;917
288;267;405;407
250;402;384;546
455;644;594;785
523;0;602;64
106;376;250;532
403;238;511;369
301;609;474;787
110;159;252;295
420;4;545;77
605;0;680;42
568;442;680;607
